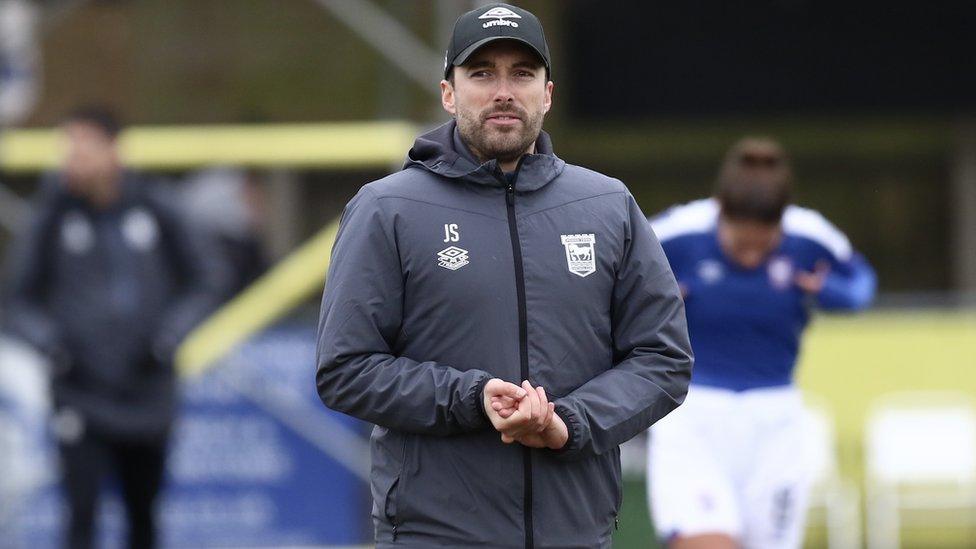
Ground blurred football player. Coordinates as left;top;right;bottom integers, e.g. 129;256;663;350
646;137;876;549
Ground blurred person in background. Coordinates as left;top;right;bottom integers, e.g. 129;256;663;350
316;3;692;547
179;166;270;298
646;137;876;549
1;106;224;549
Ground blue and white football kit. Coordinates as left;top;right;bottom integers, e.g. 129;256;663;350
646;198;875;548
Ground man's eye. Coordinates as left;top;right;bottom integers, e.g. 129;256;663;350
471;70;490;78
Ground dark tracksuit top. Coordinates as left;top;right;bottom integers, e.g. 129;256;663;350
2;173;224;441
316;121;693;548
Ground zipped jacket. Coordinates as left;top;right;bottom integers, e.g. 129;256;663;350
2;173;224;441
316;121;693;548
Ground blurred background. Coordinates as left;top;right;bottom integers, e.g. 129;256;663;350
0;0;974;547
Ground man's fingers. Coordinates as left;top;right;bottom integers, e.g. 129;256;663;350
522;380;540;423
795;260;832;293
538;401;554;433
535;386;550;432
485;378;528;400
503;381;528;399
795;264;830;294
494;384;536;439
501;433;515;444
795;271;817;290
492;395;517;408
484;379;527;425
491;396;518;410
494;382;549;438
539;401;554;433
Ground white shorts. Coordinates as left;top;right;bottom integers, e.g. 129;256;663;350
647;385;813;549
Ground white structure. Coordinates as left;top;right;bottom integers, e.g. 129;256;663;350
864;391;976;549
0;0;40;125
0;334;52;538
802;397;862;549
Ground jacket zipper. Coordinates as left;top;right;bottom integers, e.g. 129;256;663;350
503;163;533;549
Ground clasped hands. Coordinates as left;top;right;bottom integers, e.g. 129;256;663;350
482;378;569;450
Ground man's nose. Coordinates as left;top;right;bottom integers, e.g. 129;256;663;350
492;78;515;102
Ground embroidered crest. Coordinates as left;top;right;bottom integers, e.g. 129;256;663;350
61;211;94;254
697;259;724;284
560;234;596;277
122;208;160;251
767;256;794;290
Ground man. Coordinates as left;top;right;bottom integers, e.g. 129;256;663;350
316;4;693;547
646;138;876;549
2;106;224;548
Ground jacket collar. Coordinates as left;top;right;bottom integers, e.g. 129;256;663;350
404;119;565;191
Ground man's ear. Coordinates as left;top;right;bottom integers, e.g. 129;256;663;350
441;80;457;116
543;80;554;115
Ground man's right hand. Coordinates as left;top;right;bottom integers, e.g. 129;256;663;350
795;259;831;294
483;379;553;438
483;378;527;428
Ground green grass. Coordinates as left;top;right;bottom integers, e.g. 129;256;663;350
613;310;976;549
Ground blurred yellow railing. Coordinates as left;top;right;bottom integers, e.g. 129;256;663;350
175;216;341;377
0;121;416;171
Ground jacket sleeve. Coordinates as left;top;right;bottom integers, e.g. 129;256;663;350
315;186;492;435
2;184;66;360
817;252;876;311
147;185;227;364
552;193;693;459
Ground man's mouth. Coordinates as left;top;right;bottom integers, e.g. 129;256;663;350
485;112;523;126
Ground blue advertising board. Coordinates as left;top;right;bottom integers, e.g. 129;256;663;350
1;324;371;548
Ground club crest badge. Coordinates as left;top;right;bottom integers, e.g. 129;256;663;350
437;246;470;271
697;259;724;284
61;211;94;254
560;234;596;277
121;208;160;251
768;256;794;290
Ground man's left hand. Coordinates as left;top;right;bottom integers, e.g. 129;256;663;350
795;259;831;294
509;410;569;450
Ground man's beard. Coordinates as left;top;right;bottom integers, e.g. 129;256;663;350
456;104;544;165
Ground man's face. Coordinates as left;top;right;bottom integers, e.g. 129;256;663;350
717;216;782;270
60;121;119;193
441;40;553;165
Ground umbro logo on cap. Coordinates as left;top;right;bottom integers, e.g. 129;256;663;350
479;7;522;28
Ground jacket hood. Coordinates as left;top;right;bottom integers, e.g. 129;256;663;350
404;119;565;191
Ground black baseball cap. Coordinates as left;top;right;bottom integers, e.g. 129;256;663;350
444;3;551;79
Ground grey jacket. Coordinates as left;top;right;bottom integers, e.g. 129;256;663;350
316;121;692;548
2;173;224;441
